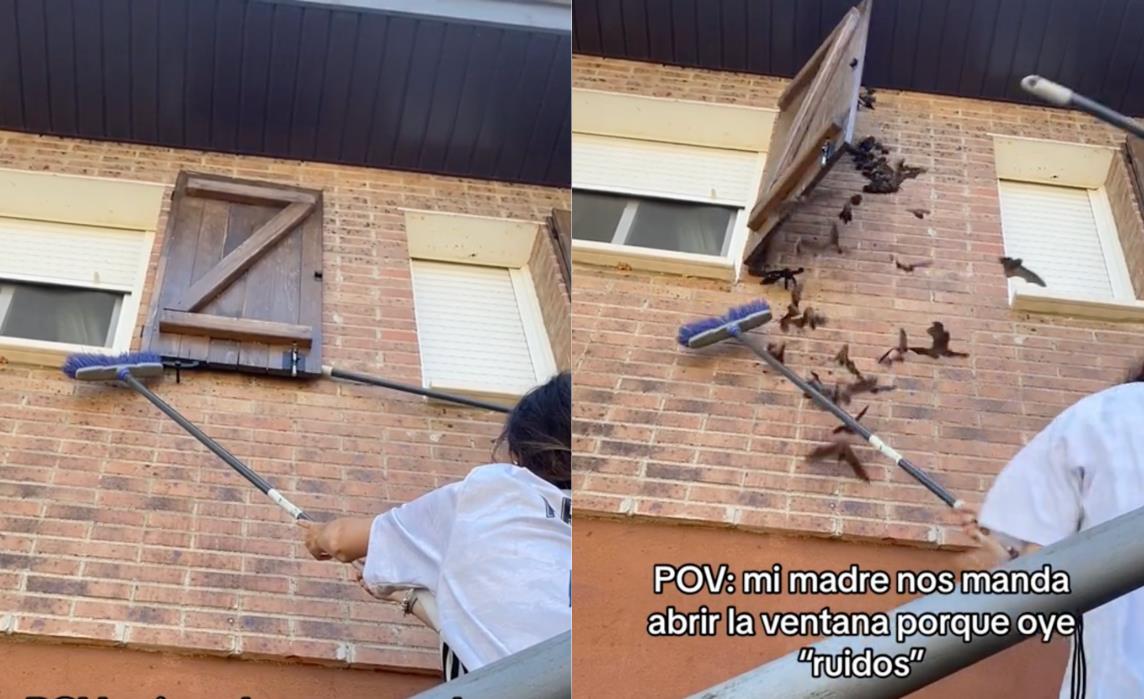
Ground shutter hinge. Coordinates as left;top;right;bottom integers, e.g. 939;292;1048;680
285;344;302;378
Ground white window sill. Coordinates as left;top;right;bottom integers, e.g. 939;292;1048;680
426;380;523;410
571;240;737;281
0;336;118;369
1011;289;1144;321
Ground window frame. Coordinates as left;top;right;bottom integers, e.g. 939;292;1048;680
992;135;1144;321
404;209;558;405
570;89;775;281
573;189;740;257
0;170;163;366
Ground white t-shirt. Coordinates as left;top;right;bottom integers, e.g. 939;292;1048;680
361;463;572;672
979;382;1144;699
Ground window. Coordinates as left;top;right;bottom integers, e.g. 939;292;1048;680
570;90;774;279
405;211;558;404
573;191;738;256
0;170;163;365
993;135;1144;320
0;282;122;347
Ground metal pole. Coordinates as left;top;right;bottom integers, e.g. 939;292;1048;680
688;503;1144;699
411;631;571;699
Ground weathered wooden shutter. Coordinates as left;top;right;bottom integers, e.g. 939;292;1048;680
144;172;323;376
1127;137;1144;209
744;0;872;267
548;208;571;296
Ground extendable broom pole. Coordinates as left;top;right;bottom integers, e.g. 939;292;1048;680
62;352;441;631
677;302;1016;561
322;365;511;413
1022;75;1144;140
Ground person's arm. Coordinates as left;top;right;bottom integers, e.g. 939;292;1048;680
955;504;1042;568
299;517;373;563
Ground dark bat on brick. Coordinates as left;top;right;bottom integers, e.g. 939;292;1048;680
895;258;933;272
839;202;853;224
999;256;1046;287
779;304;800;332
851;194;863;206
841;376;896;401
878;329;909;365
832;405;869;435
857;86;876;111
807;439;870;482
791;306;827;330
758;267;805;289
910;321;969;359
790;280;802;311
907;208;930;219
767;342;786;364
806;371;829;398
834;344;864;380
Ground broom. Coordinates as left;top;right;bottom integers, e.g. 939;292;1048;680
677;300;1016;560
61;351;441;630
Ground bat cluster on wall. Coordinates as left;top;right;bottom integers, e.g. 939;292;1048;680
742;104;1047;484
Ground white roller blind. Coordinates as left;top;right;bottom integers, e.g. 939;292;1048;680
0;216;147;290
410;260;540;394
572;133;760;206
998;180;1121;300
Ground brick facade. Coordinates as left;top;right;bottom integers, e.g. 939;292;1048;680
0;130;568;670
571;56;1144;548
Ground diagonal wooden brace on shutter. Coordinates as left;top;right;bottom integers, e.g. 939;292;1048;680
743;0;872;268
145;172;324;377
175;201;314;312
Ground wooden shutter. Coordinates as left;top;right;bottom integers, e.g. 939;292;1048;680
144;172;323;376
549;208;571;297
1127;137;1144;210
744;0;872;267
997;180;1131;301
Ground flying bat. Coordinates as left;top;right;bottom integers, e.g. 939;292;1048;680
840;376;896;401
806;439;870;482
767;342;786;364
791;306;827;330
907;208;930;219
832;405;869;435
895;258;933;272
834;344;864;379
758;267;805;289
910;321;969;359
779;304;800;332
789;280;802;311
999;257;1046;287
878;329;909;364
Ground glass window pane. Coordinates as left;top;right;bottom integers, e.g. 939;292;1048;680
0;282;122;347
625;199;735;256
571;191;628;243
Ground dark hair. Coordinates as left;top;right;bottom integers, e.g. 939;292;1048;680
494;372;571;489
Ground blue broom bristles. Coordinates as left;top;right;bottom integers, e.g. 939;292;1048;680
61;351;163;378
677;300;770;346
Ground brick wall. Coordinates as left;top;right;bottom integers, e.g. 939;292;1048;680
1106;150;1144;298
0;130;568;670
530;227;572;371
571;56;1144;548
